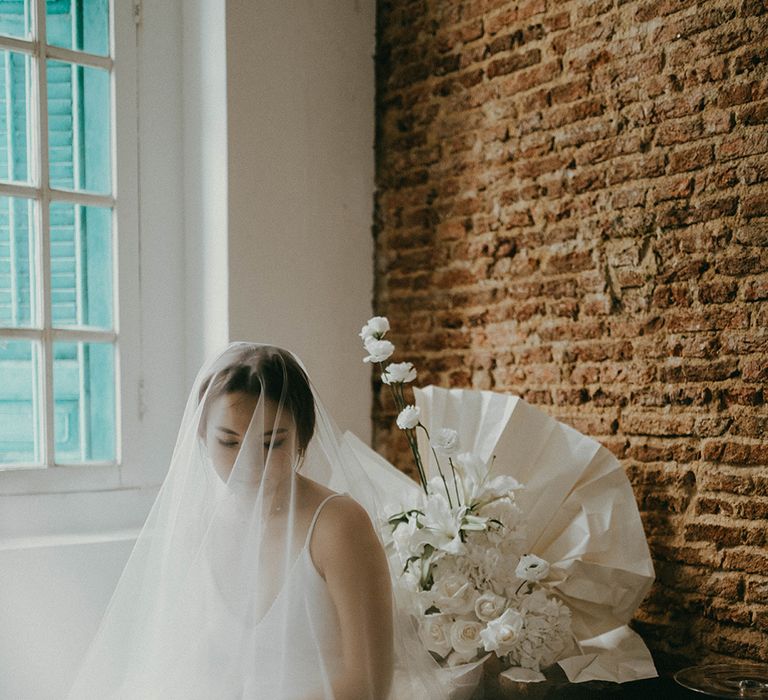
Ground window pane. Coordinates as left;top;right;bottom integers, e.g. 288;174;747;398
46;0;109;57
53;340;115;462
47;60;111;194
50;202;112;328
0;0;31;40
0;50;32;184
0;339;40;465
0;195;36;327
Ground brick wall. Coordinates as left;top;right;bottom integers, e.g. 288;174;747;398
373;0;768;669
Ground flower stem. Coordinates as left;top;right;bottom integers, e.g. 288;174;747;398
377;362;428;493
447;457;462;506
417;424;453;508
406;428;429;495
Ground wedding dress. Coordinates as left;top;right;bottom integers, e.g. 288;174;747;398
65;343;448;699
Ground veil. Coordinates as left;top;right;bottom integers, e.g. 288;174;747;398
66;342;449;699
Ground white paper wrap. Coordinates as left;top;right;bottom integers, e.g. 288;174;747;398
343;385;657;686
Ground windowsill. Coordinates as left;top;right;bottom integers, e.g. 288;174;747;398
0;527;140;552
0;462;163;495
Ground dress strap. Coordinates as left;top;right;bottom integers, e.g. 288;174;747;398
304;492;346;549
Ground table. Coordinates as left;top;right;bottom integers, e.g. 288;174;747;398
474;661;705;699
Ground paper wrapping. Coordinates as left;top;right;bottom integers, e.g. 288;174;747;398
343;385;657;685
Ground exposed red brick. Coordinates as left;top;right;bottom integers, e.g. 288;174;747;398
375;0;768;670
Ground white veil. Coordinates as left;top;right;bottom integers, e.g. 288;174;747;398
66;342;448;699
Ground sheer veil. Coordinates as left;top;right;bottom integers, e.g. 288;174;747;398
66;342;448;699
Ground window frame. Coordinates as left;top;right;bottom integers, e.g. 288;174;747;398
0;0;141;495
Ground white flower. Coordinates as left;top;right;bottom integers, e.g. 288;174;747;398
419;614;452;658
449;619;484;659
474;591;508;622
520;588;551;615
359;316;390;341
431;428;460;456
482;474;524;501
396;405;421;430
433;573;478;615
363;337;395;364
455;452;485;479
398;567;434;616
421;492;465;555
515;554;550;582
382;361;417;384
481;498;524;545
480;608;524;655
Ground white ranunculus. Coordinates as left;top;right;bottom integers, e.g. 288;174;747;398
474;591;508;622
419;615;452;658
382;361;417;384
449;619;484;659
431;428;460;456
480;608;524;655
396;405;421;430
359;316;390;341
363;337;395;364
515;554;550;582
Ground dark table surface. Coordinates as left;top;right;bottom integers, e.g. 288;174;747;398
474;663;708;699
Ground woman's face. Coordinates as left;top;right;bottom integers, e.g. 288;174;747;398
204;391;295;483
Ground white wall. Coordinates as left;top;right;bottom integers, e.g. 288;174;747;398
226;0;375;439
0;1;375;698
183;0;230;380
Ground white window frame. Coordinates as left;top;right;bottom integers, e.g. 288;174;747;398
0;0;141;496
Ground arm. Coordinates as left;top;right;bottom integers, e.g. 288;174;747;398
310;496;394;700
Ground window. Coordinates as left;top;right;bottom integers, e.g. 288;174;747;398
0;0;117;469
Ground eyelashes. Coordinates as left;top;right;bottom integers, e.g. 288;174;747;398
216;438;286;449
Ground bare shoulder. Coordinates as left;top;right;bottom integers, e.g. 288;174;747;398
319;493;375;541
311;494;382;577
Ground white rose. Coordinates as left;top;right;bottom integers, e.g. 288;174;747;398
431;428;460;456
396;405;421;430
515;554;550;582
359;316;390;341
382;361;417;384
419;615;452;658
449;619;484;659
474;591;507;622
480;608;524;655
363;337;395;363
433;574;478;615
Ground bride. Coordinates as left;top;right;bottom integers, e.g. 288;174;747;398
66;343;447;699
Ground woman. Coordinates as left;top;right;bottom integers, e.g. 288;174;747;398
66;343;446;699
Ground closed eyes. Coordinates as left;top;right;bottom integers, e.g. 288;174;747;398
216;438;286;449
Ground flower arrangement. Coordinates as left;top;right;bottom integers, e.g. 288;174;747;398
359;317;574;674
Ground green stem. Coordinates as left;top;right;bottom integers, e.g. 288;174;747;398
376;362;430;494
447;457;462;507
405;428;429;495
417;424;453;508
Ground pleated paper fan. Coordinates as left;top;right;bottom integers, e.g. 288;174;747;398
343;384;658;685
412;386;654;638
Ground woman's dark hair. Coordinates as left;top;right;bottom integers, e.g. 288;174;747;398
197;346;316;457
